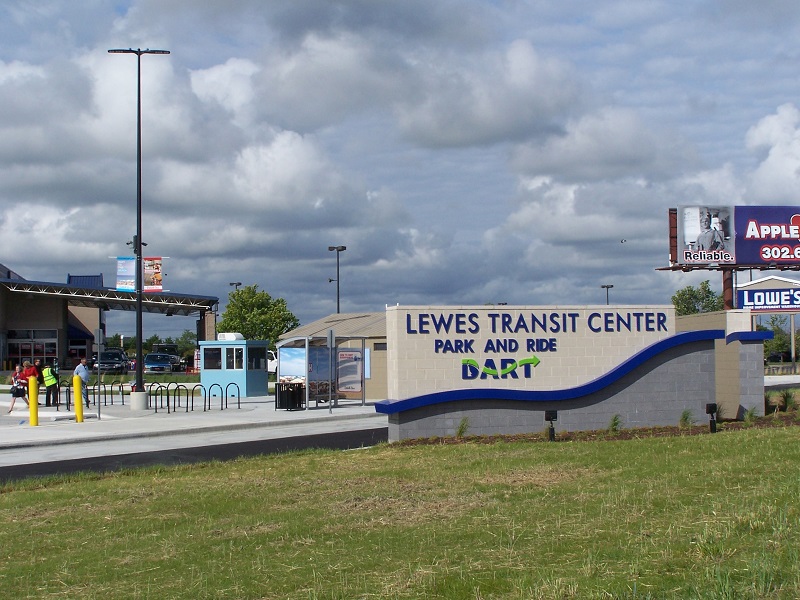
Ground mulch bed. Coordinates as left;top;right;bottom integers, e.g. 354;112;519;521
397;411;800;446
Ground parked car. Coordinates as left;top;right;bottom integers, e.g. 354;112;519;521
91;350;129;375
143;353;174;374
168;354;182;372
767;351;793;363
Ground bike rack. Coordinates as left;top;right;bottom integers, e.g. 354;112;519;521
207;383;224;411
110;381;127;406
173;384;191;412
150;383;170;413
90;382;111;407
191;384;207;412
62;379;72;412
225;382;242;409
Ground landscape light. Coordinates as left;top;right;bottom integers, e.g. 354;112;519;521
706;403;717;433
544;410;557;442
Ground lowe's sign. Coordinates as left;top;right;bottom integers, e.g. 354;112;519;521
738;288;800;312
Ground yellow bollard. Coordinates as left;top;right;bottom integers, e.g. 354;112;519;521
28;376;39;426
73;375;84;423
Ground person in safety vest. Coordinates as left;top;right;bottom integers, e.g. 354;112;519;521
42;362;59;407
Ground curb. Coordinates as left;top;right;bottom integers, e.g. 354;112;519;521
0;411;385;450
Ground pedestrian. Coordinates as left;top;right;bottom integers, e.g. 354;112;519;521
42;362;60;407
73;357;90;408
7;364;28;413
21;360;40;405
34;358;45;387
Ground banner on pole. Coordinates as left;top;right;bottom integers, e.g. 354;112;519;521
116;257;135;291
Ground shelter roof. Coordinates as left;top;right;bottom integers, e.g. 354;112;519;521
280;312;386;342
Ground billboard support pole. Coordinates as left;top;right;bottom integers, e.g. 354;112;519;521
722;268;734;310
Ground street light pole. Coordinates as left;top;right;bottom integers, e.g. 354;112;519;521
108;48;170;392
328;245;346;313
601;284;614;305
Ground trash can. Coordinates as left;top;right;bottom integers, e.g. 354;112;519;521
276;382;290;409
289;383;304;409
277;382;305;410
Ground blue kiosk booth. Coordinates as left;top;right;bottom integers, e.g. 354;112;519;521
199;333;271;398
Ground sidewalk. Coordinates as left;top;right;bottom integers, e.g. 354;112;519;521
0;393;387;468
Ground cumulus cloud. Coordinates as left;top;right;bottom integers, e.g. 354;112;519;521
4;0;800;334
395;40;580;147
512;107;696;182
745;103;800;203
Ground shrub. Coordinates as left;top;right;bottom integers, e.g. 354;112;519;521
455;417;470;439
781;389;796;412
743;406;759;425
679;409;695;429
765;391;778;414
608;414;622;434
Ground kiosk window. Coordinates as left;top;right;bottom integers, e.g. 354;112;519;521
248;347;266;370
226;347;244;370
203;347;222;370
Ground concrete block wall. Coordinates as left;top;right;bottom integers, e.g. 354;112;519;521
388;341;716;441
737;340;765;418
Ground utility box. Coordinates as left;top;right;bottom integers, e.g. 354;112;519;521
199;335;271;397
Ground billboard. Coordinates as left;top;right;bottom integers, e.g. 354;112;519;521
676;206;800;267
677;205;735;265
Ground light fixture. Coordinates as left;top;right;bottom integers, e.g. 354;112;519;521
328;245;346;313
601;284;614;305
229;282;242;291
108;47;170;393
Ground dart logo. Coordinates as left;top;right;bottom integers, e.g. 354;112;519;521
461;356;540;380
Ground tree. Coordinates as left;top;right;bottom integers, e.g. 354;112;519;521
217;285;299;350
106;333;123;350
144;334;162;354
763;315;790;360
671;280;724;316
175;329;197;358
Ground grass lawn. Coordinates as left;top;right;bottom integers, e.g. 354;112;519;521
1;425;799;598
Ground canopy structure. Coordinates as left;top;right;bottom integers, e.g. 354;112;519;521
0;277;217;317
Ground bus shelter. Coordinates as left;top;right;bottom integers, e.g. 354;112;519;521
276;332;366;410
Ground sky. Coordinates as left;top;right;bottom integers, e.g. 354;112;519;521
3;0;800;339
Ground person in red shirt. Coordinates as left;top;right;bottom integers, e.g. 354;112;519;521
21;361;39;405
7;364;28;413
